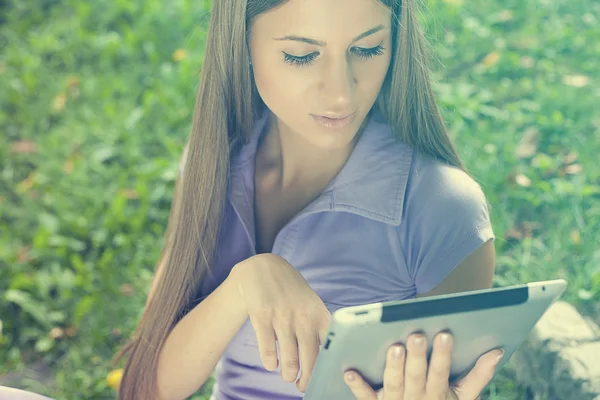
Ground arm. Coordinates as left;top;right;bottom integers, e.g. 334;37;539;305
156;271;247;400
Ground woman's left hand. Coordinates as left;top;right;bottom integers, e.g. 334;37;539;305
344;332;504;400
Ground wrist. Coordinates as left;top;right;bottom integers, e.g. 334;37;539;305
225;264;247;313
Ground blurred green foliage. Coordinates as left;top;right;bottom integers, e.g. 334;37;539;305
0;0;598;399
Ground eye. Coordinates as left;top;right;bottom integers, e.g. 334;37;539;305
282;45;386;68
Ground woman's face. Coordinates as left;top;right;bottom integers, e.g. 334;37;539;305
249;0;392;150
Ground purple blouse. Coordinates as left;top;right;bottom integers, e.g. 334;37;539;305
180;106;495;399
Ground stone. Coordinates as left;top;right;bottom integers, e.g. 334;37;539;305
511;301;600;400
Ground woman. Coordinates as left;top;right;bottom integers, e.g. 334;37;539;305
114;0;501;399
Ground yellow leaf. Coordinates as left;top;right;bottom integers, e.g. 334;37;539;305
570;230;581;245
482;51;501;67
562;75;589;88
53;93;67;112
515;174;531;187
173;49;188;62
16;172;37;193
107;368;124;390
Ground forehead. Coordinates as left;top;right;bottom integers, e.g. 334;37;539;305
252;0;390;40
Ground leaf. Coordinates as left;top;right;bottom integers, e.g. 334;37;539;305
4;289;52;329
11;140;37;154
570;229;581;245
563;164;583;175
16;171;37;193
578;289;593;300
562;75;589;88
52;92;67;112
515;174;531;187
563;151;578;164
481;51;501;67
173;49;188;62
515;127;539;159
74;295;95;327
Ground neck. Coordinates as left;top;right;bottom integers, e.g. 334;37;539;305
257;112;366;190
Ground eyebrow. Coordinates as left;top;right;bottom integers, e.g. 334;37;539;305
272;24;386;46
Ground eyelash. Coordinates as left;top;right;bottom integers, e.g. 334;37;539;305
282;45;385;67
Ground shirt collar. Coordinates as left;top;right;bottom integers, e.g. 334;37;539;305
230;105;413;226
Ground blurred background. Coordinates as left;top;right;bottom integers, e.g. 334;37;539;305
1;0;598;399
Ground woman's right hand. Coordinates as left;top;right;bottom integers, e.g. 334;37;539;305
229;253;331;392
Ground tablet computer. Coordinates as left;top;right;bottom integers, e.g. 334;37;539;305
303;279;567;399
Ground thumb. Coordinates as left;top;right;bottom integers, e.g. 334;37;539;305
451;349;503;399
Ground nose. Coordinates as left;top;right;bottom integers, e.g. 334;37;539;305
319;57;356;111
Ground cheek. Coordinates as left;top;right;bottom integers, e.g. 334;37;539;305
254;64;307;108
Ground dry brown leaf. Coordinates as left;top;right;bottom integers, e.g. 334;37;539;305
515;127;540;159
67;76;80;90
49;327;65;339
119;189;138;200
563;151;579;164
11;140;37;154
63;160;75;174
562;75;589;88
120;284;134;296
515;174;532;187
504;228;523;241
16;246;32;263
65;326;77;337
563;163;583;175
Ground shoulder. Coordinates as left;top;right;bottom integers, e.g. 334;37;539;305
402;150;489;221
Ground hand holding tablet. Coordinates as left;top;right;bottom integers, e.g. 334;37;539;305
303;279;567;400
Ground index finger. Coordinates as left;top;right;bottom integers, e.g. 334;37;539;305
249;313;279;371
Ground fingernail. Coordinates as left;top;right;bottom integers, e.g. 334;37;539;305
345;372;355;381
494;349;505;364
413;335;425;346
393;345;404;359
440;333;452;346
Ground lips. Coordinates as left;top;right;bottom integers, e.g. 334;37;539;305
316;111;356;119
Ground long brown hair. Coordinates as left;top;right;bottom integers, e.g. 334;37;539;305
113;0;464;398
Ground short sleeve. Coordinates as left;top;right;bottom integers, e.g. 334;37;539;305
397;152;495;295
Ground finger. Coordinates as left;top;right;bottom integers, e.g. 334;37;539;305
344;370;378;400
318;308;332;344
249;312;278;371
274;323;300;383
295;329;320;393
453;349;504;399
382;344;405;400
425;332;453;398
403;333;428;398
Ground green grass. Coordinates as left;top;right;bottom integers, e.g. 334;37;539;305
1;0;598;399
